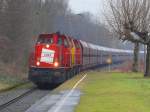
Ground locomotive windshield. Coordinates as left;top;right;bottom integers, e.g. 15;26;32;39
37;34;53;44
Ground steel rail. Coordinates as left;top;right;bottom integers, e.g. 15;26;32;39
0;87;37;111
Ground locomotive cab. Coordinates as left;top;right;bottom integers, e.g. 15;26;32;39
28;33;72;86
35;34;56;67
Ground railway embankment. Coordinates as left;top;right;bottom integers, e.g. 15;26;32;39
0;73;31;92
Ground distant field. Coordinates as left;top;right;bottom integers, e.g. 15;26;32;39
74;72;150;112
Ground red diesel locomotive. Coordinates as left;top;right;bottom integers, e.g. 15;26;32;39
28;32;132;87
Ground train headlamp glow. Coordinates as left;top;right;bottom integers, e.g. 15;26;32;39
36;62;40;66
46;44;50;48
106;58;112;64
54;62;59;67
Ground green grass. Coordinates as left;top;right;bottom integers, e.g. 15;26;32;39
0;83;11;91
0;74;22;84
0;74;25;91
75;72;150;112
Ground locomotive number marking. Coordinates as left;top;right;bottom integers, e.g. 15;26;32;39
40;48;55;64
41;53;54;58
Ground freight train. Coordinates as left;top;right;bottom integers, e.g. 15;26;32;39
28;32;133;87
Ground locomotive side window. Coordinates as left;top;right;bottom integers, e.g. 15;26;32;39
64;38;69;47
58;37;63;46
37;35;53;44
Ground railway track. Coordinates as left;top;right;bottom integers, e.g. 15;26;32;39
0;87;37;111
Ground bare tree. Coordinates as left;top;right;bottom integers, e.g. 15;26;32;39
59;12;116;48
105;0;150;73
0;0;69;76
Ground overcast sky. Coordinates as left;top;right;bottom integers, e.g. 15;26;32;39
69;0;104;15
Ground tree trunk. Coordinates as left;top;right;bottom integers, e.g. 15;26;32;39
132;42;139;72
144;43;150;77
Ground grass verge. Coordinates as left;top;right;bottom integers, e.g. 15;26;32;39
75;72;150;112
0;74;30;92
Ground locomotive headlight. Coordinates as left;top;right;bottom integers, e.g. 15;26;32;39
36;61;40;66
54;62;59;67
46;44;50;48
